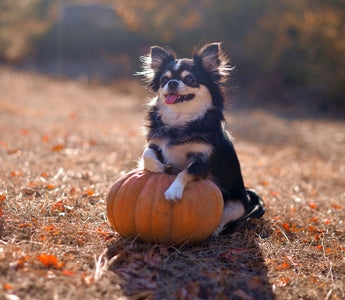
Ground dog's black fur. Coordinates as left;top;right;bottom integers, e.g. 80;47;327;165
140;43;264;233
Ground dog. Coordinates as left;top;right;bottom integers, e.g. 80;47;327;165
139;42;264;234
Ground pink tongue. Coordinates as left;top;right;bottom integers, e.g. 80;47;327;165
165;94;178;105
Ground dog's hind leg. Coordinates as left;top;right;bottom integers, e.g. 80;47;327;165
213;200;245;235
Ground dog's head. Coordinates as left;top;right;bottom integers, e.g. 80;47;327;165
140;43;232;115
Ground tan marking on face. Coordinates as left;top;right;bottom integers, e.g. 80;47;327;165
164;70;172;78
181;70;191;79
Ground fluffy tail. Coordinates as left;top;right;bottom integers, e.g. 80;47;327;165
243;189;265;220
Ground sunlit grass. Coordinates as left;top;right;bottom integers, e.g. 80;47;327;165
0;68;344;299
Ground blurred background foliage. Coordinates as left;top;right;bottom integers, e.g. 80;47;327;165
0;0;344;116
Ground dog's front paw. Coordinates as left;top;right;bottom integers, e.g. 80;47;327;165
144;159;165;173
164;181;184;203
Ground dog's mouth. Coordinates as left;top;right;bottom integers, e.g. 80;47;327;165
165;93;195;105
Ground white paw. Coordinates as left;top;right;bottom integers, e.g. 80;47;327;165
164;181;184;203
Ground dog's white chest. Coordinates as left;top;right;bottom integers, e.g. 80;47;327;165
151;138;213;171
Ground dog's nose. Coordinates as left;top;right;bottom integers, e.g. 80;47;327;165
168;80;179;90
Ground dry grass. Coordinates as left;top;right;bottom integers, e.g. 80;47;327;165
0;67;344;299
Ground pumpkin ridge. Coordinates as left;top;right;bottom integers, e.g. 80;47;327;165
135;172;157;241
193;182;207;243
113;175;137;237
150;173;163;243
107;170;137;232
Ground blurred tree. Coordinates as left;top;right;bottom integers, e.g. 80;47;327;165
0;0;344;113
0;0;58;61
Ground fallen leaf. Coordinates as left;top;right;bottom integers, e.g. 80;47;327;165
308;226;322;233
21;129;29;136
308;203;318;209
38;254;64;269
220;249;247;260
280;277;290;286
86;190;94;196
331;203;342;210
51;144;65;152
19;223;33;228
276;262;290;270
0;141;8;149
270;191;280;197
144;247;162;265
159;247;169;257
11;171;23;177
42;134;50;142
3;283;14;290
61;270;75;276
232;289;255;300
283;223;290;231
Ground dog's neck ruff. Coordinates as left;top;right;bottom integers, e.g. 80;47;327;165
147;105;224;144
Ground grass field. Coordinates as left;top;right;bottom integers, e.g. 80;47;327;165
0;68;344;299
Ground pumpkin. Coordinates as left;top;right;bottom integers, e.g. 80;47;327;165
107;169;224;245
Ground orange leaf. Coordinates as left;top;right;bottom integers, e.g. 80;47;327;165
42;134;50;142
283;223;290;231
309;226;322;233
11;171;23;177
86;190;94;196
38;254;64;269
308;203;318;209
0;141;8;149
270;191;280;197
51;144;65;152
21;129;29;136
19;223;33;228
281;262;290;269
3;283;14;290
46;184;55;189
62;270;75;276
331;203;342;210
69;187;77;195
0;194;6;201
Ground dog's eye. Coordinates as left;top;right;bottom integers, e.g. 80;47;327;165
160;76;169;87
185;75;196;86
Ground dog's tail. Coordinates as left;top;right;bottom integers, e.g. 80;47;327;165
243;189;265;220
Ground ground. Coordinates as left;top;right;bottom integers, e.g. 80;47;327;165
0;67;344;299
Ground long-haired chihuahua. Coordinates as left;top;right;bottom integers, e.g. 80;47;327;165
139;43;264;234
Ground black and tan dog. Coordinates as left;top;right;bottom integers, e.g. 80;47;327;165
139;43;264;234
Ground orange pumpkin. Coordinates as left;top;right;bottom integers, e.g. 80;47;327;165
107;169;224;245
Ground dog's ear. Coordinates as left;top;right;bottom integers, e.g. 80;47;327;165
193;43;232;82
150;46;176;73
138;46;176;90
